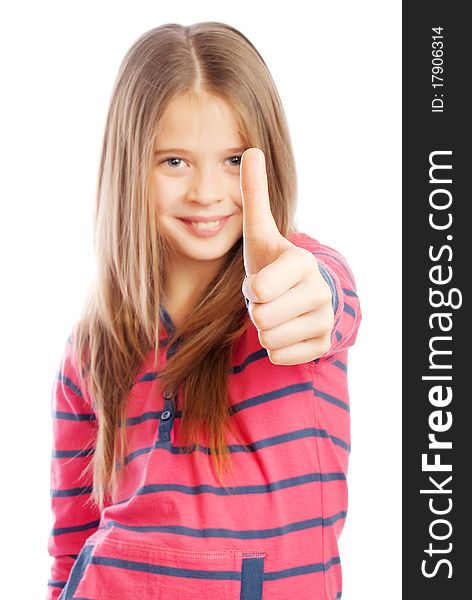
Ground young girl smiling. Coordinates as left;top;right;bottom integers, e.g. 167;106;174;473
47;22;361;600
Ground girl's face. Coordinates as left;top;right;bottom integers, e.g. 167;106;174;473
153;93;246;270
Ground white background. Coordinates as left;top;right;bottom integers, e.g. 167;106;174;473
0;1;401;598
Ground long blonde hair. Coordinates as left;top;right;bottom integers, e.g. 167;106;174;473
72;21;298;512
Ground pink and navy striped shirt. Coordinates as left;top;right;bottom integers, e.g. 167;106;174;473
46;231;361;600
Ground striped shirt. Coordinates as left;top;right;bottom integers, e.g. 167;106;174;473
46;231;361;600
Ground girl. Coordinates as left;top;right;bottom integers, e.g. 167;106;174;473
47;22;361;600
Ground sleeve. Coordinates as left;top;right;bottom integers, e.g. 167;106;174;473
289;232;362;367
46;330;102;600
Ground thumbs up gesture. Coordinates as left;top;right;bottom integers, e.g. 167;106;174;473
240;148;335;365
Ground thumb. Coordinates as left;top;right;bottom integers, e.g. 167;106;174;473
240;148;282;243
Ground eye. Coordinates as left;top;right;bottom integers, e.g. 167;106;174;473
227;155;242;167
163;158;185;168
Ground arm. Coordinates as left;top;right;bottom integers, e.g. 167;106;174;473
288;232;362;366
46;331;102;600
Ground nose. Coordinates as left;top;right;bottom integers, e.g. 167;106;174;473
186;169;224;204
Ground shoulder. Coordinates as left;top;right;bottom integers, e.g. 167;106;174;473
55;321;94;409
287;230;340;257
286;230;318;246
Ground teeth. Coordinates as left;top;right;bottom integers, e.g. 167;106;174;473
188;220;222;229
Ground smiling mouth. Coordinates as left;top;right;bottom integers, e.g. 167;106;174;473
181;219;224;230
176;215;232;236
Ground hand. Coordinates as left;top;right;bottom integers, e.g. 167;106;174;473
240;148;335;365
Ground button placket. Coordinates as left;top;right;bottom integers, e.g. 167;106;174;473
158;390;176;442
158;307;181;439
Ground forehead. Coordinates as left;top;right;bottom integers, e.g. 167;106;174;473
155;93;244;150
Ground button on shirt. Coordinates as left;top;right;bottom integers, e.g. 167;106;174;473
46;232;362;600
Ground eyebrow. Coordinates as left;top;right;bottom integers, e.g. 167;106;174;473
154;146;247;155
